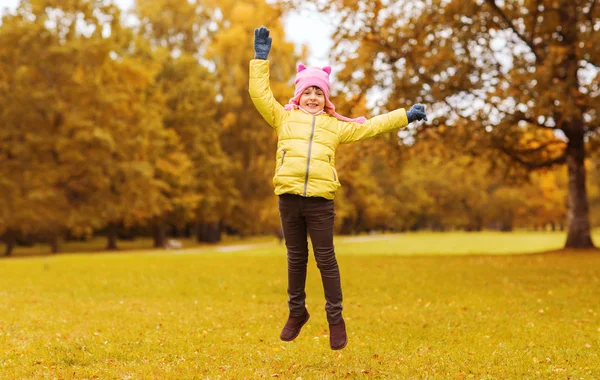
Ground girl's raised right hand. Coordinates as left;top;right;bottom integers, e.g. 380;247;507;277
254;26;272;60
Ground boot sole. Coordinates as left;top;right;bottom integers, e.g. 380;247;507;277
330;337;347;350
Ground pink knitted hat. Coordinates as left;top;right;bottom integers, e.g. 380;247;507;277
283;63;367;124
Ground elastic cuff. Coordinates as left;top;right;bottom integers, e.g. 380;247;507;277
254;54;268;60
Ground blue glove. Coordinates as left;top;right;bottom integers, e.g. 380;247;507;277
406;104;428;123
254;26;272;60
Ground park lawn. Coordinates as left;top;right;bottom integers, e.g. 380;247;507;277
2;230;584;257
0;233;599;378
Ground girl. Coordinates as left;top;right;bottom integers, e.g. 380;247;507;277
249;26;427;350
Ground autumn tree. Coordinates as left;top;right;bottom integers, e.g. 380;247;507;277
413;122;568;231
205;0;300;236
287;0;599;248
0;0;191;253
134;0;236;243
0;0;124;254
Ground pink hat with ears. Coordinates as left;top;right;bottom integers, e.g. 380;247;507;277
283;63;367;124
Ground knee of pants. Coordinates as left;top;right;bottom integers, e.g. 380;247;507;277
314;250;338;270
285;239;308;252
288;255;309;268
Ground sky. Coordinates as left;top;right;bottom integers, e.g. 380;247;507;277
0;0;333;66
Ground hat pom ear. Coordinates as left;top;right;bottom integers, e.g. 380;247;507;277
322;66;332;75
297;63;307;72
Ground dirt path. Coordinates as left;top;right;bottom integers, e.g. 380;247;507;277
339;234;392;243
171;242;277;254
215;243;275;252
170;235;389;254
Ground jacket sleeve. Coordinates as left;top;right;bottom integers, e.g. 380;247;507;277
248;59;286;130
337;109;409;144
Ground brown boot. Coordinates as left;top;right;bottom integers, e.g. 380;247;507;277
329;318;347;350
280;310;310;341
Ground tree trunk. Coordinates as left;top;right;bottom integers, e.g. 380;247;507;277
106;222;119;251
196;222;221;243
274;226;284;244
171;225;182;238
49;234;59;254
184;223;193;238
500;217;513;232
153;223;166;248
3;229;16;256
561;9;594;249
564;126;594;248
340;218;353;235
352;209;363;234
474;215;483;231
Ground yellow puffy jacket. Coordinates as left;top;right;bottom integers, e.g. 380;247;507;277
249;59;409;200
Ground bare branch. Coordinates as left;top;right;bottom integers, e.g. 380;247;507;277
505;140;566;154
485;0;540;62
531;0;540;40
500;149;566;168
586;125;600;133
494;140;567;168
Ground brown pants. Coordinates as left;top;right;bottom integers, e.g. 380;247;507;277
278;194;343;324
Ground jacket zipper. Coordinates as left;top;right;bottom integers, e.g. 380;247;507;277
303;116;316;196
277;150;286;174
329;156;337;181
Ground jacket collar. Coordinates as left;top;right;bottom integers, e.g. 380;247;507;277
298;106;326;117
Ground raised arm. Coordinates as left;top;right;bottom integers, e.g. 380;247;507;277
248;26;285;130
338;104;427;144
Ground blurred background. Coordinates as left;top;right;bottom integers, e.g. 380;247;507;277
0;0;598;255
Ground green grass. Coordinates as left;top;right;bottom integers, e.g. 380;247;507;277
1;232;599;378
2;234;275;257
0;230;580;257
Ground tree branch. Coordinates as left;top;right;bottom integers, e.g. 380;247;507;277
505;140;566;154
494;140;567;168
530;0;540;45
401;53;497;120
485;0;540;62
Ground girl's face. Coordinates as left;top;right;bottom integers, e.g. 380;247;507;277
299;86;325;114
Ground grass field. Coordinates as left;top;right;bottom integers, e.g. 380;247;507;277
1;230;580;257
1;232;599;378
